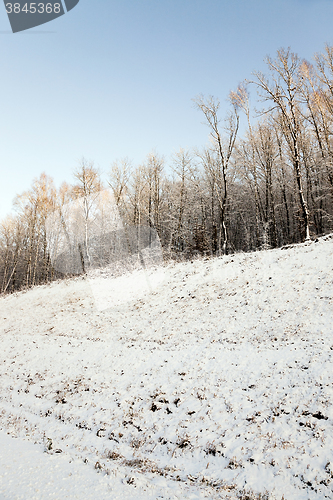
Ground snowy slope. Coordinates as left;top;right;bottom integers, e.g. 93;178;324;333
0;235;333;500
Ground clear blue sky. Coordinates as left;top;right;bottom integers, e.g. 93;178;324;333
1;0;333;220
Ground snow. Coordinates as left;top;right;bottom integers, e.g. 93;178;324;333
0;234;333;499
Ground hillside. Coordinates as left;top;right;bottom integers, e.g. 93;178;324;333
0;235;333;500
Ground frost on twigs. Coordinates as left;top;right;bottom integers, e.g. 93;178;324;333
45;189;165;310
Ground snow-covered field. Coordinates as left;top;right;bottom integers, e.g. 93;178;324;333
0;235;333;500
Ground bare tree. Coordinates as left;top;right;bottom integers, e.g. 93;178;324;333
0;216;24;293
170;149;192;253
253;49;311;241
12;173;56;287
72;159;102;267
130;164;145;226
194;94;239;254
107;158;132;213
142;152;164;235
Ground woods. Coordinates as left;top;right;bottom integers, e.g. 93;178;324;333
1;45;333;294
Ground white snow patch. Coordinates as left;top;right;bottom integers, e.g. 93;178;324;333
1;234;333;499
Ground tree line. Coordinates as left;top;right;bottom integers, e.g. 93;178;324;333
1;46;333;294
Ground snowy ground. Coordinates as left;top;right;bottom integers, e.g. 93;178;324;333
0;235;333;499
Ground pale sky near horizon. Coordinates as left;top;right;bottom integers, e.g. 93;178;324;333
1;0;333;220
